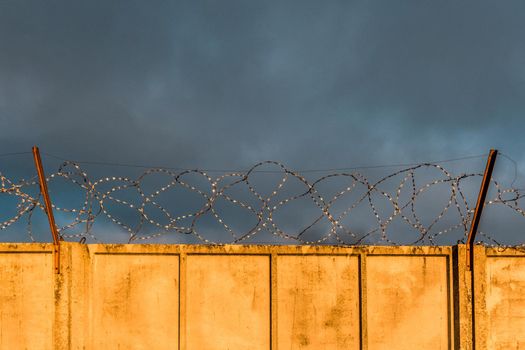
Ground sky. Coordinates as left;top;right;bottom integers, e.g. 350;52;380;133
1;1;525;244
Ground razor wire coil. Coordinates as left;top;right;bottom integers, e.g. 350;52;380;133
1;158;525;246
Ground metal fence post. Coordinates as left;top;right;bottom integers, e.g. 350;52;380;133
466;149;497;271
32;146;61;274
465;149;497;349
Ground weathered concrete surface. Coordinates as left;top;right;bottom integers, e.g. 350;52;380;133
92;253;179;349
186;254;270;350
1;243;525;349
0;245;54;350
277;255;360;349
367;255;450;350
485;253;525;350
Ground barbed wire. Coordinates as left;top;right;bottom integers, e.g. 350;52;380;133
1;155;525;246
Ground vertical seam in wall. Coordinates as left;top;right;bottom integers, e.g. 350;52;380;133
88;248;95;350
447;254;453;350
271;253;278;350
179;252;186;350
452;246;461;350
53;246;63;350
67;245;72;350
473;246;487;350
359;253;368;350
471;253;476;350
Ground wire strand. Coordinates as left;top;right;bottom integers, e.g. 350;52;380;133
500;152;520;189
42;152;488;174
0;151;32;158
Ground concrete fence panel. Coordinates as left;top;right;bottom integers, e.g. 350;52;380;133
276;255;360;349
185;254;270;350
0;246;54;350
366;255;451;350
485;251;525;350
91;253;179;349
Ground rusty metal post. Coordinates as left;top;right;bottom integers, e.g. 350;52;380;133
464;150;497;349
466;149;498;271
32;146;61;274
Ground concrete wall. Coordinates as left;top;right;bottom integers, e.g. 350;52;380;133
0;243;523;350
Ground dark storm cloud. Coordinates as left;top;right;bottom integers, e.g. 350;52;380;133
2;0;525;170
1;1;525;243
